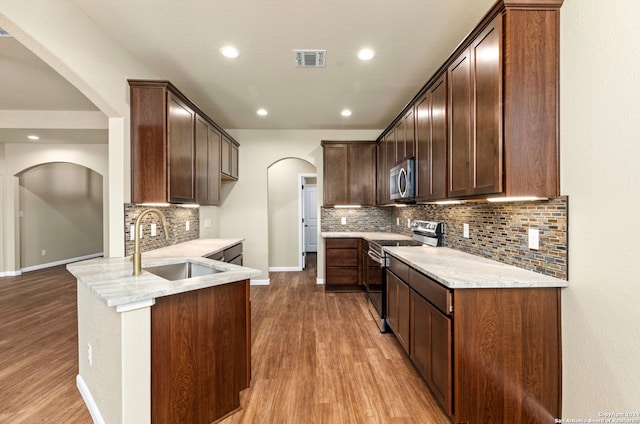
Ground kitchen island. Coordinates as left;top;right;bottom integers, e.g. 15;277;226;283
67;239;260;424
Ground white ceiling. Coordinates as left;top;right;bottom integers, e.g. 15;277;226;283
0;0;496;143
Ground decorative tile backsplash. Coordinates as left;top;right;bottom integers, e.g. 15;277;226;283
322;196;568;280
124;204;199;256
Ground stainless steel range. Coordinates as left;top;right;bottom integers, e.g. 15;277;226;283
364;220;444;332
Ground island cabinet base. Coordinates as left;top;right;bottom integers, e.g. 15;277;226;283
151;280;250;424
453;288;561;424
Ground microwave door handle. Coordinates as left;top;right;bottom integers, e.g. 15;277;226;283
398;168;407;197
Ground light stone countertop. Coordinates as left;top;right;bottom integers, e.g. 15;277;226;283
67;238;260;308
321;231;413;242
321;231;567;289
384;245;568;289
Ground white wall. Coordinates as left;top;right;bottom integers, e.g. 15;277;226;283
222;130;380;282
19;162;103;268
0;0;159;264
560;0;640;417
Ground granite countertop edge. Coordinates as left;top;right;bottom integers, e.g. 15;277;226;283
67;238;259;308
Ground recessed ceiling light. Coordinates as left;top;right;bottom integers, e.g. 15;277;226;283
27;135;40;140
257;108;268;116
357;48;375;61
220;46;239;58
341;109;352;117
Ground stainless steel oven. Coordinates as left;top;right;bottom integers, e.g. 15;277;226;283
364;221;444;332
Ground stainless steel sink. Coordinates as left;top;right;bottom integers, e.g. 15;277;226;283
144;261;223;281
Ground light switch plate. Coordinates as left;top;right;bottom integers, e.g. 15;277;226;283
130;225;135;240
150;223;157;236
186;221;190;231
463;223;470;238
528;228;540;250
341;217;347;225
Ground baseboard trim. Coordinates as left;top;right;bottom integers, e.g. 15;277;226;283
76;374;105;424
316;278;325;285
0;270;22;277
21;252;104;273
268;266;302;272
250;279;270;286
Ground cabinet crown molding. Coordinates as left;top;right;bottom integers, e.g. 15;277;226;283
502;0;563;9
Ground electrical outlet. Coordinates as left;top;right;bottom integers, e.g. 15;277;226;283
204;219;212;228
396;217;400;226
150;223;157;236
463;223;470;238
407;219;411;228
528;228;540;250
130;225;135;241
341;217;347;225
186;221;190;231
87;343;93;366
41;249;46;256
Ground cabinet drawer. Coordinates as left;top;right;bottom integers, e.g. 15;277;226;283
409;268;452;315
326;249;358;266
326;238;359;248
206;251;224;261
326;267;358;284
388;256;410;282
223;243;243;262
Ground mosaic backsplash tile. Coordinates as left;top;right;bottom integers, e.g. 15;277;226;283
124;204;199;256
322;196;568;280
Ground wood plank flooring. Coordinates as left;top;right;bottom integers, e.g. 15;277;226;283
0;265;92;423
0;256;450;423
220;254;451;424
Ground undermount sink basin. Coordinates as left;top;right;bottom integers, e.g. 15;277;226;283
144;261;224;281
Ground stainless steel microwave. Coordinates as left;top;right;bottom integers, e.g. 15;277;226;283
390;158;415;201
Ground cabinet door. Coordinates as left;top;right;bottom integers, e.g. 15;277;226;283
323;144;349;206
386;270;399;334
396;277;410;354
448;49;472;198
411;290;452;416
376;141;387;205
195;117;209;204
471;16;502;195
430;75;448;200
195;118;222;205
167;93;196;203
348;143;376;205
415;93;430;201
404;108;415;159
231;143;239;179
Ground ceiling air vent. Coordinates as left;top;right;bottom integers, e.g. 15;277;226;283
294;50;326;68
0;27;12;38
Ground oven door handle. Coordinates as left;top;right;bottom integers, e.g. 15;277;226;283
367;250;381;263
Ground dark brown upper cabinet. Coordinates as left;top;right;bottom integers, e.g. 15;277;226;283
195;116;221;206
221;135;239;181
448;16;502;198
129;80;240;204
415;74;448;202
322;140;376;207
377;0;562;201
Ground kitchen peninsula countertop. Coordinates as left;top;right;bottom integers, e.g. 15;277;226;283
321;231;567;289
385;245;568;289
321;231;413;241
67;238;259;308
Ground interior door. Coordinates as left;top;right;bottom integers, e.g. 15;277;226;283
303;184;317;253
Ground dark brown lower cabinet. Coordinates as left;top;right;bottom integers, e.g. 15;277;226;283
151;280;250;424
410;289;452;416
386;255;561;424
325;238;362;290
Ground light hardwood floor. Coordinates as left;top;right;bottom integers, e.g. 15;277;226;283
0;257;450;423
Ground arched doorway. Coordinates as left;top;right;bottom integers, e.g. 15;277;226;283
18;162;103;271
267;158;317;271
